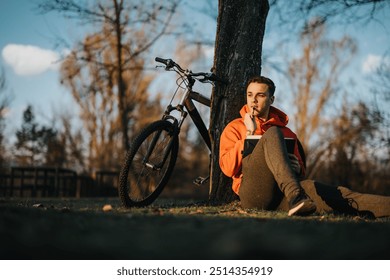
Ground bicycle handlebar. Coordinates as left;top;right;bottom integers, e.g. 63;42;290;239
155;57;228;85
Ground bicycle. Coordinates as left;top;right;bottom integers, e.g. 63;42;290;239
118;57;227;207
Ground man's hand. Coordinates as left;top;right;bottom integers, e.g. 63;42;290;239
244;113;256;134
288;153;301;174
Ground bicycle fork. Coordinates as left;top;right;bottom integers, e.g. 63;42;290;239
142;111;181;172
142;125;178;171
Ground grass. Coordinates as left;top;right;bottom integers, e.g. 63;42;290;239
1;197;390;260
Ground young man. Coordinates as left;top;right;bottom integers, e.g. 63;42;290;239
219;76;390;218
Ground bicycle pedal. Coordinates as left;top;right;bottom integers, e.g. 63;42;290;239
193;176;209;186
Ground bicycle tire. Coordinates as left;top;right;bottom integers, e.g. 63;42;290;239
119;120;179;207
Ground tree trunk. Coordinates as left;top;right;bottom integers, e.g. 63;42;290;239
209;0;269;203
113;0;130;152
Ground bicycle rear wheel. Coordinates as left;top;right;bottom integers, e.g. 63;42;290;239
119;120;179;207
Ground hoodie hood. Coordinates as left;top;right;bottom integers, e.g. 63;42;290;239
239;104;289;127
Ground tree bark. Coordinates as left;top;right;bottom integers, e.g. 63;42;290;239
209;0;269;203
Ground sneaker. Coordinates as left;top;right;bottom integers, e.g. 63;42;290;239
288;193;316;216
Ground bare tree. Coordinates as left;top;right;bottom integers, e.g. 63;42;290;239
60;39;156;171
371;51;390;116
38;0;179;153
269;0;390;31
377;53;390;104
285;19;357;177
370;50;390;170
315;101;384;193
56;112;87;173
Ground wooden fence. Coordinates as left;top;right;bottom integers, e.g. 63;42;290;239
0;167;119;198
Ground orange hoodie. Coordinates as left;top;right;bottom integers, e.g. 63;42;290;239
219;104;305;195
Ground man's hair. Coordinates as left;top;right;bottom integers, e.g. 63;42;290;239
246;76;276;96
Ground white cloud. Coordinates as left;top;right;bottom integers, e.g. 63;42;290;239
362;54;385;74
1;44;61;76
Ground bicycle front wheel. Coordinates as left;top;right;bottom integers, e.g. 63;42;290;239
119;120;179;207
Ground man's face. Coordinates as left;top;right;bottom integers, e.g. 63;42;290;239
246;82;274;119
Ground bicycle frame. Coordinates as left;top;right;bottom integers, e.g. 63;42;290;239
142;76;211;174
162;76;211;151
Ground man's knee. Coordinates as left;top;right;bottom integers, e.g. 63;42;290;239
263;126;282;140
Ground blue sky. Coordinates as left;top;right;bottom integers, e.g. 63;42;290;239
1;0;389;140
0;0;79;133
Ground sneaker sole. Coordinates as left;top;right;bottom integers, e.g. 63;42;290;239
288;201;316;216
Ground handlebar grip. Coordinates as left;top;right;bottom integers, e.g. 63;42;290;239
155;57;175;69
155;57;167;64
